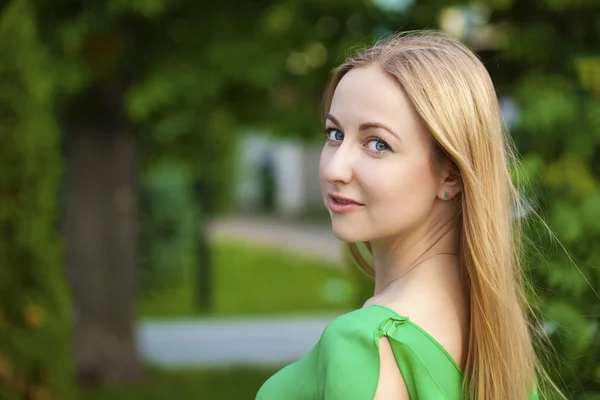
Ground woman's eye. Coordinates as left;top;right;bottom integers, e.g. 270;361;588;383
324;128;344;141
367;139;389;153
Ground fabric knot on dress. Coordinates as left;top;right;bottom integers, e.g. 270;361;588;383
374;316;409;344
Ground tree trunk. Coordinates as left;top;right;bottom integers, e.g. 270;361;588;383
194;179;212;313
63;117;143;383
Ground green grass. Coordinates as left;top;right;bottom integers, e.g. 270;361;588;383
77;367;279;400
136;239;357;318
75;367;600;400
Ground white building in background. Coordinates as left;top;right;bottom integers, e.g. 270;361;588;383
235;133;323;217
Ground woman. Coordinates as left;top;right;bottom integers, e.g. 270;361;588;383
256;30;551;400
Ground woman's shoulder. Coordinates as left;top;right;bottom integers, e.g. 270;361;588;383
317;305;394;359
317;304;465;399
363;290;469;373
319;302;466;372
321;304;391;335
321;301;465;363
319;303;416;351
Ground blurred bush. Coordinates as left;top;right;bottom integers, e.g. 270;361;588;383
0;0;73;398
138;163;198;292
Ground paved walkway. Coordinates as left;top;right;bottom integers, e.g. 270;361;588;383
207;215;345;266
137;315;337;368
138;215;347;368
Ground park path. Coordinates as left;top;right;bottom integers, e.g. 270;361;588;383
207;215;344;266
137;314;336;368
138;215;346;368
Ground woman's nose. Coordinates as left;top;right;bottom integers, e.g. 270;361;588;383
320;144;355;185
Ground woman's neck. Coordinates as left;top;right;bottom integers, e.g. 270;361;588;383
370;219;460;297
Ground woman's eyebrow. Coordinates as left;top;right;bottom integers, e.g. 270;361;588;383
326;113;400;141
326;114;343;127
359;122;400;141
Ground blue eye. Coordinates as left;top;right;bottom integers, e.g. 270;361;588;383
324;128;344;142
323;128;392;155
366;139;389;153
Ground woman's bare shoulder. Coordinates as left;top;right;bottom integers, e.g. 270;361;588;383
364;290;469;371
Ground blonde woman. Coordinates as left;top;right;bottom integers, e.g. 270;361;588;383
256;30;550;400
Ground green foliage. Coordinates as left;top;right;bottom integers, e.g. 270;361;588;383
0;0;73;398
138;163;198;292
107;0;178;20
477;0;600;395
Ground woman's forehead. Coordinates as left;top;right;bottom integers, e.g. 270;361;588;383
328;65;427;140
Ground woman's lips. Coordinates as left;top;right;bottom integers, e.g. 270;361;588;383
328;195;364;213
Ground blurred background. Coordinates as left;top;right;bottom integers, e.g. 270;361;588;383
1;0;599;399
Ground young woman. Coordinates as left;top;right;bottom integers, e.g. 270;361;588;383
256;30;550;400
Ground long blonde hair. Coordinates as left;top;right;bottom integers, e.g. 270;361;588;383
322;31;561;400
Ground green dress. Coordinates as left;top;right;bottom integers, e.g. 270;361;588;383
256;304;539;399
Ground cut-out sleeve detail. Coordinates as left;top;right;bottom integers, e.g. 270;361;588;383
376;316;463;399
318;312;464;399
374;315;409;344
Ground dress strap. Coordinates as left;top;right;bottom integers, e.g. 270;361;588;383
371;309;465;398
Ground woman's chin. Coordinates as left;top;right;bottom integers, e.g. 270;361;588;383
330;222;370;244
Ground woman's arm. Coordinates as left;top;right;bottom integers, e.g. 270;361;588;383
374;336;410;400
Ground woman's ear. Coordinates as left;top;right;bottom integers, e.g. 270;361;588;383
438;164;461;200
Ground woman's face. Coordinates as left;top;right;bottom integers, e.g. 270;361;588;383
319;64;443;243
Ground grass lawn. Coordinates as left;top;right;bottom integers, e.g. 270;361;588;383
78;367;279;399
75;366;600;400
136;239;360;318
